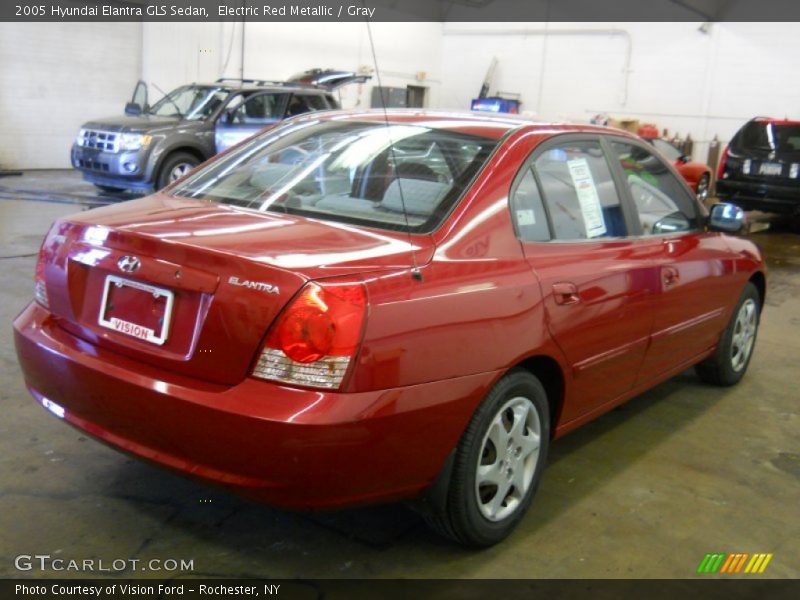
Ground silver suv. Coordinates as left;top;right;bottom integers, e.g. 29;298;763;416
71;70;368;193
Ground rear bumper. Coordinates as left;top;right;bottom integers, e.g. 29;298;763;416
716;178;800;214
13;303;495;509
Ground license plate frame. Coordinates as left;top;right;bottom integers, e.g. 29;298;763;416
759;162;783;176
98;274;174;346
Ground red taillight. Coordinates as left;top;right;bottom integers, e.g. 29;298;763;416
717;145;730;181
253;281;367;389
34;243;49;309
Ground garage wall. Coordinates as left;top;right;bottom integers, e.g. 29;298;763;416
441;22;800;161
142;22;443;114
0;23;142;170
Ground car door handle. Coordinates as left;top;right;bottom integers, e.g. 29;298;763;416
553;282;580;305
662;266;680;287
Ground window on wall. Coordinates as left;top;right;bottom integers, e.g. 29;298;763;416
510;168;550;242
608;140;699;235
532;140;628;240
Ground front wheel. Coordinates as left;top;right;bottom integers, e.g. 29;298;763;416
696;282;760;386
425;370;550;547
156;152;199;190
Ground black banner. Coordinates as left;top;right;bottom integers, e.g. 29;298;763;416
4;579;800;600
5;0;800;22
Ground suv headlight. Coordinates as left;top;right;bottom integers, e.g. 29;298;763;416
75;128;87;146
119;133;152;151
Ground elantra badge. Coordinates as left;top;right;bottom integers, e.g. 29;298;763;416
117;255;141;273
228;276;280;295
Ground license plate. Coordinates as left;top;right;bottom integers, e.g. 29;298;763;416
759;162;783;176
98;275;174;345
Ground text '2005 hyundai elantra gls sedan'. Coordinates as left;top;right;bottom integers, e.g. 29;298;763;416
14;110;765;546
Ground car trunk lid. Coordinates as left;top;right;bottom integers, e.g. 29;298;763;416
40;195;432;386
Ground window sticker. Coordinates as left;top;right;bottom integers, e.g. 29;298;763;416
566;158;607;238
516;209;536;226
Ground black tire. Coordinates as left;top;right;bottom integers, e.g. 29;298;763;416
696;174;711;204
696;282;760;386
156;152;199;190
94;184;125;193
425;369;550;547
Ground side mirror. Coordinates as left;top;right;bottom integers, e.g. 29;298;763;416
708;202;746;233
678;155;690;164
125;102;142;116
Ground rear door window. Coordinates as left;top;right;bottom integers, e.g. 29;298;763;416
285;94;328;116
532;140;628;240
230;93;287;124
608;140;699;235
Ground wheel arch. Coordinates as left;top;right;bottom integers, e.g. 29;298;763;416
515;354;565;439
749;271;766;313
152;145;208;184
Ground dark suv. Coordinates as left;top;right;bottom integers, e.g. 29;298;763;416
716;117;800;215
71;70;368;192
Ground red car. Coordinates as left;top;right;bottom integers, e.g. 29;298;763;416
643;136;713;202
14;111;765;547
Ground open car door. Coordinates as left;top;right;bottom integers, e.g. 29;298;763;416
288;69;371;90
125;80;149;116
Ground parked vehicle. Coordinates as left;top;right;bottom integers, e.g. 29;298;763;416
16;110;764;547
716;117;800;216
70;71;368;192
642;136;712;202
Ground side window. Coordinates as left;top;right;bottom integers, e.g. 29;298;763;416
285;95;326;116
532;140;628;240
303;95;330;111
231;93;286;124
510;168;550;242
608;140;699;235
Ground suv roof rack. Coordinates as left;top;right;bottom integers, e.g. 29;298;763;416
215;77;320;89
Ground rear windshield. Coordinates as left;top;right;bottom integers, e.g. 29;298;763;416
171;119;498;233
733;121;800;153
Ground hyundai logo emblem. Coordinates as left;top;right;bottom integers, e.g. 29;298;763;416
117;255;141;273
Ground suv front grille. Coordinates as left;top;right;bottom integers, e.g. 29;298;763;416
80;130;118;152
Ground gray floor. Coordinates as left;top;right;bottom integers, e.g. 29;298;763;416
1;171;798;579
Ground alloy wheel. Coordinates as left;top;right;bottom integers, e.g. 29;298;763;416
169;162;193;182
475;396;541;522
731;298;757;372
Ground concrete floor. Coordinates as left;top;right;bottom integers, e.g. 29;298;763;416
1;170;798;579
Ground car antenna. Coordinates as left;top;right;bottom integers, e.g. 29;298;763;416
364;18;423;283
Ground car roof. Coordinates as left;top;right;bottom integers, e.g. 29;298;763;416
192;82;331;94
287;109;635;141
751;116;800;125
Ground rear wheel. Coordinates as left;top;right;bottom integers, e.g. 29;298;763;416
425;370;550;547
156;152;199;190
695;173;710;203
696;282;760;386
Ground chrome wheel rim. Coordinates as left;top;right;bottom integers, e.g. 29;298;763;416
169;162;193;182
475;396;541;522
731;298;757;372
696;176;710;202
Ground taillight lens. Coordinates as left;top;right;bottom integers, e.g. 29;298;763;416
34;243;49;309
253;281;367;390
717;145;730;181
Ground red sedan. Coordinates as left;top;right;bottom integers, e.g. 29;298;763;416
14;111;764;547
643;136;713;202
